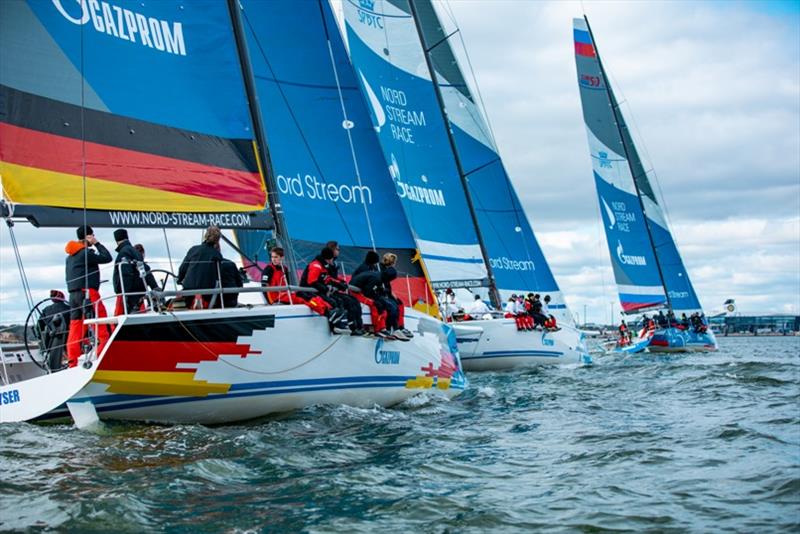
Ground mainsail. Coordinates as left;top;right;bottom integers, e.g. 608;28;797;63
573;16;703;315
344;0;489;289
409;0;573;323
233;0;431;306
0;0;270;229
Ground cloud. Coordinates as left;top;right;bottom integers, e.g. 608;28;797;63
1;0;798;326
439;0;799;322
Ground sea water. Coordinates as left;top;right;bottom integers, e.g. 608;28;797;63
1;336;797;532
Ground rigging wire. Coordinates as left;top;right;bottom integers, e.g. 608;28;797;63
162;228;177;290
320;0;377;251
436;0;547;293
240;7;359;262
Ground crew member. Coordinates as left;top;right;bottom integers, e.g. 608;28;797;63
261;247;292;304
38;290;71;370
65;225;112;367
379;253;413;338
112;228;144;315
352;250;380;277
298;248;348;333
177;225;224;309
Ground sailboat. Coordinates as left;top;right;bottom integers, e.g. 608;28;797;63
572;16;718;353
344;0;590;369
0;0;466;425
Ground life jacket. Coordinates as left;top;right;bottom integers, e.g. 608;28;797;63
299;256;329;292
263;263;290;304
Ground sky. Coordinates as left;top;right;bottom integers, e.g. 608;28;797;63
1;0;798;325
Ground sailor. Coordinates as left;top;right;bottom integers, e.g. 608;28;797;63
542;295;559;330
667;310;677;327
530;294;548;329
325;240;341;279
618;320;629;346
298;247;356;334
37;290;71;370
379;253;413;338
350;268;409;340
112;228;144;315
65;225;113;367
680;313;689;329
467;294;491;319
543;294;552;316
442;287;459;322
504;294;517;314
261;246;292;304
177;225;224;309
321;240;365;333
219;258;244;308
657;310;668;328
352;250;380;277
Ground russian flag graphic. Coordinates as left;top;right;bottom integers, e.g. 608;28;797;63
574;28;596;57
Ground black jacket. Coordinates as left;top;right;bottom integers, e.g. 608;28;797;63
378;264;396;298
350;270;385;299
177;243;223;290
219;259;243;307
352;262;378;277
112;240;143;295
65;241;113;292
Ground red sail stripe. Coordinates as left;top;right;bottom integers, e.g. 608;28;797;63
575;42;596;57
0;123;265;207
98;340;254;372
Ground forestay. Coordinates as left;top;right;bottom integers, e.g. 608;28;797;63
0;0;269;228
344;0;489;289
573;17;703;315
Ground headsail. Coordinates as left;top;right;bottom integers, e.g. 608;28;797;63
233;0;432;308
0;0;270;228
344;0;489;289
573;17;703;315
410;0;573;323
573;17;667;313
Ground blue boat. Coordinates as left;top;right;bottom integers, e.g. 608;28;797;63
572;16;717;353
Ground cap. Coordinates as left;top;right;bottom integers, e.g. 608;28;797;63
113;228;128;242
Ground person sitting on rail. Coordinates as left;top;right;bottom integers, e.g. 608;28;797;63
379;253;413;338
297;247;350;335
261;246;292;304
352;250;380;277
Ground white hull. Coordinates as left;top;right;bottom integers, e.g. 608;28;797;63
2;305;466;425
453;319;591;371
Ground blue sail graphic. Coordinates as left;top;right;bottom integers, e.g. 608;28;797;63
344;0;489;289
1;0;268;223
409;0;573;322
573;17;702;314
236;1;415;258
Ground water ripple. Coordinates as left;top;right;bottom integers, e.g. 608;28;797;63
1;337;798;531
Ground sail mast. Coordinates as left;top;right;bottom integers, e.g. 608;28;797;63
407;0;501;309
583;15;672;313
227;0;297;280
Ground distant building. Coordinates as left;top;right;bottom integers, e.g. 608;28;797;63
708;315;800;335
0;331;20;343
